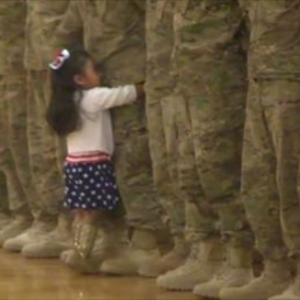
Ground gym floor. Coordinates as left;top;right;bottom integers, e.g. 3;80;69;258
0;250;199;300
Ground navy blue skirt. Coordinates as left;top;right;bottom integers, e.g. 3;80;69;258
64;160;121;211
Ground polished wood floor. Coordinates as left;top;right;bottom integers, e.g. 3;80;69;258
0;250;199;300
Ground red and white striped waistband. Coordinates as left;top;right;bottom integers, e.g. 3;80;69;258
66;152;111;164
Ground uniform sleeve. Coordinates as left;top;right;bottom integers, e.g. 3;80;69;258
53;1;84;49
83;85;138;112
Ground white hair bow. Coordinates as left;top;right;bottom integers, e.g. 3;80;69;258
49;49;70;70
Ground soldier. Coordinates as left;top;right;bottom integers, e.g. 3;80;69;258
220;1;300;299
3;0;73;258
138;0;200;279
55;0;168;274
156;0;254;296
0;0;34;245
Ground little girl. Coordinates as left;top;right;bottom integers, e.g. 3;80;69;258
46;48;143;269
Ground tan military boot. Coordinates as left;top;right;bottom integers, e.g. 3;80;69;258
100;229;161;276
0;215;32;246
269;261;300;300
220;259;292;300
156;239;224;291
194;246;254;298
138;235;190;278
3;218;56;252
22;214;72;258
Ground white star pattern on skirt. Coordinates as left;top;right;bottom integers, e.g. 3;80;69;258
64;161;121;211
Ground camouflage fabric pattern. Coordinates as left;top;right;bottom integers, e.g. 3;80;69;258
145;0;185;237
242;0;300;259
145;0;219;245
26;70;64;217
55;0;166;231
173;0;253;247
0;77;30;215
0;0;32;217
0;0;26;75
25;0;70;71
247;0;300;80
4;74;41;217
25;0;69;218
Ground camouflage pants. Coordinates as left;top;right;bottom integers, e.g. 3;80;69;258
146;87;186;237
111;102;166;232
145;2;185;235
242;78;300;259
173;3;253;247
26;70;64;219
0;75;31;215
146;79;217;244
146;0;210;243
146;85;219;244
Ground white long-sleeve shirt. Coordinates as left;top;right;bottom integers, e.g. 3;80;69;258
67;85;137;155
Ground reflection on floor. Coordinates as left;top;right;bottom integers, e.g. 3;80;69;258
0;250;199;300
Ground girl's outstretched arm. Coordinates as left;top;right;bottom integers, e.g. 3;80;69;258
83;85;141;112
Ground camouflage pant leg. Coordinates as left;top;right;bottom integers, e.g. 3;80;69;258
146;87;185;237
185;200;220;244
0;76;30;215
4;75;40;216
162;92;218;244
112;104;165;231
262;79;300;258
146;0;218;243
242;78;287;259
145;0;185;237
174;89;219;243
26;70;64;218
147;81;217;242
194;70;252;248
174;36;252;248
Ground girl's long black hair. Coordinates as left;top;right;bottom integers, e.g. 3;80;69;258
46;48;92;137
